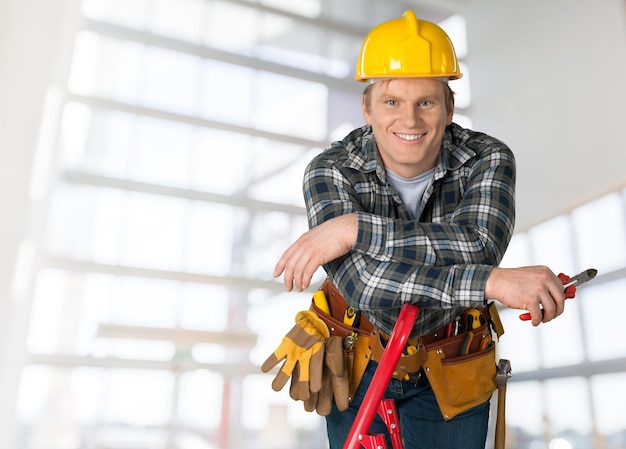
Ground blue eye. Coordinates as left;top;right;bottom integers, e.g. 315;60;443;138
418;100;435;109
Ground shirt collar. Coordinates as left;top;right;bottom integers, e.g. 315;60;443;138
342;125;386;182
434;124;476;180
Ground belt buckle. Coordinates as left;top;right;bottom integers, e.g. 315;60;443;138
407;369;423;385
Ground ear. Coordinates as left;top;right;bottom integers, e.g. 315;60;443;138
362;95;372;125
446;97;455;125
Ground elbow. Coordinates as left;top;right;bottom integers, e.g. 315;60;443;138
474;226;510;265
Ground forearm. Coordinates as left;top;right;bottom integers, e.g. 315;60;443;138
326;253;492;311
353;212;507;266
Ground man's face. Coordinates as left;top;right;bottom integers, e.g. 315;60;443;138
362;78;453;179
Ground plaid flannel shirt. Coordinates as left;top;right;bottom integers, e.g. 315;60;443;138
304;123;516;336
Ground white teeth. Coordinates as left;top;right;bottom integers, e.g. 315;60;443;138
396;133;422;141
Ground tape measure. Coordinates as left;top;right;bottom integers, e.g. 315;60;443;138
343;306;357;326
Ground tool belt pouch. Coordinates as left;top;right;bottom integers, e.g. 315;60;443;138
369;302;504;421
309;278;373;401
423;322;497;421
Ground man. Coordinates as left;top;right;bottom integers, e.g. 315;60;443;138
272;11;567;449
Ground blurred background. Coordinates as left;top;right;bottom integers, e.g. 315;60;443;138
0;0;625;448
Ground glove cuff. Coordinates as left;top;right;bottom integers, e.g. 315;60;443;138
296;310;330;338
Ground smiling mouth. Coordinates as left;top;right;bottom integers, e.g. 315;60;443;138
395;132;424;141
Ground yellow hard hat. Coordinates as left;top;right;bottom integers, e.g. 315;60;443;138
355;10;462;82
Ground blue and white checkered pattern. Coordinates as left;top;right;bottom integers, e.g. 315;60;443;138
304;123;516;336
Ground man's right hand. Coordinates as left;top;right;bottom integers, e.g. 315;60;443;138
273;213;358;292
485;266;567;326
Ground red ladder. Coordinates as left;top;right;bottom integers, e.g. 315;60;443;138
343;303;419;449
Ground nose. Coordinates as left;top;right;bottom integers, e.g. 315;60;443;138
400;104;420;127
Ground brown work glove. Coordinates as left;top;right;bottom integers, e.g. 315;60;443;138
288;347;325;401
304;336;350;416
261;310;329;399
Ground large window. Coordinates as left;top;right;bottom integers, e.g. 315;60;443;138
497;190;626;449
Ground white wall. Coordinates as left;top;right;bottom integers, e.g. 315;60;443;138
463;0;626;231
0;0;80;444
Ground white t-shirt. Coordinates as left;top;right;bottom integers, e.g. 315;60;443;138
386;168;435;220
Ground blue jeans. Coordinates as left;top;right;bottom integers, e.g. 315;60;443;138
325;361;490;449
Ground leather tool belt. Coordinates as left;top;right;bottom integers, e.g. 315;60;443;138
369;304;503;382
